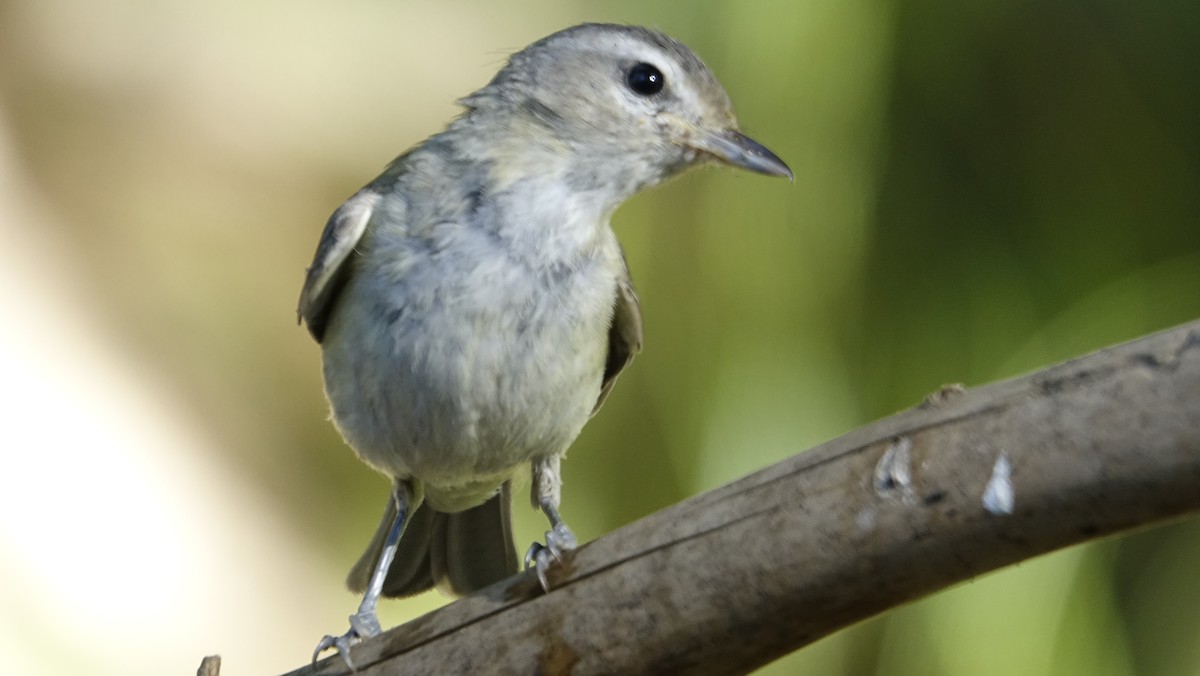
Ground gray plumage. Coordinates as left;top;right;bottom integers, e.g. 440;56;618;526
299;23;790;664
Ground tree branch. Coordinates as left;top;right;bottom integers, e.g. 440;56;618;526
280;319;1200;676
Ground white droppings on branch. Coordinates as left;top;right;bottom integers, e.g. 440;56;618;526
982;454;1014;515
873;436;916;505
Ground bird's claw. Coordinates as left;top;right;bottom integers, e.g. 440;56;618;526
312;633;358;671
524;522;577;591
311;610;382;671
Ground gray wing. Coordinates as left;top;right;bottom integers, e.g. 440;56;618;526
296;191;379;343
593;250;644;415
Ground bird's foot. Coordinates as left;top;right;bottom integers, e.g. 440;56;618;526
524;521;577;591
311;609;382;671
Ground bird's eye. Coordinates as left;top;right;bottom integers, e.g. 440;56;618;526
626;63;665;96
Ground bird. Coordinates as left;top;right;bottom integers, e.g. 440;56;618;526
297;22;791;668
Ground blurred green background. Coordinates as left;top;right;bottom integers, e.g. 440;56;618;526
1;1;1198;674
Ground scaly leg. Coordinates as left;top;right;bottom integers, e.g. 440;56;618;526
313;480;414;670
524;455;577;590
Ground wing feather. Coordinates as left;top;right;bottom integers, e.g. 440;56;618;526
296;191;378;342
593;250;644;415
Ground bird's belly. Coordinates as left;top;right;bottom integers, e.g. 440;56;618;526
321;259;615;506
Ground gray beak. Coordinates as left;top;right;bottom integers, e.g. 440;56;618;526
692;130;793;180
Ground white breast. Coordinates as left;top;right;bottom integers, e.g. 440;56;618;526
320;208;621;511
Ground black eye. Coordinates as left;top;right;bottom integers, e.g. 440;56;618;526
626;62;664;96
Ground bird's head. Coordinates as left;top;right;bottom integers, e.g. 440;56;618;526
461;23;792;198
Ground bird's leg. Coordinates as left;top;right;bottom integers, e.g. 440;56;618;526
524;455;577;591
313;480;414;670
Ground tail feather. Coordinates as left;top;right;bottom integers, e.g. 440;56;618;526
431;482;518;595
346;494;435;596
346;482;518;599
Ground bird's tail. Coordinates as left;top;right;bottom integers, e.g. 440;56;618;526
347;482;519;598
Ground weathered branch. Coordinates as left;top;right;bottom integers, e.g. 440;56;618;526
279;319;1200;676
197;655;221;676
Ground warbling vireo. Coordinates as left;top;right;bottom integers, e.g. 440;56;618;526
298;22;791;667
